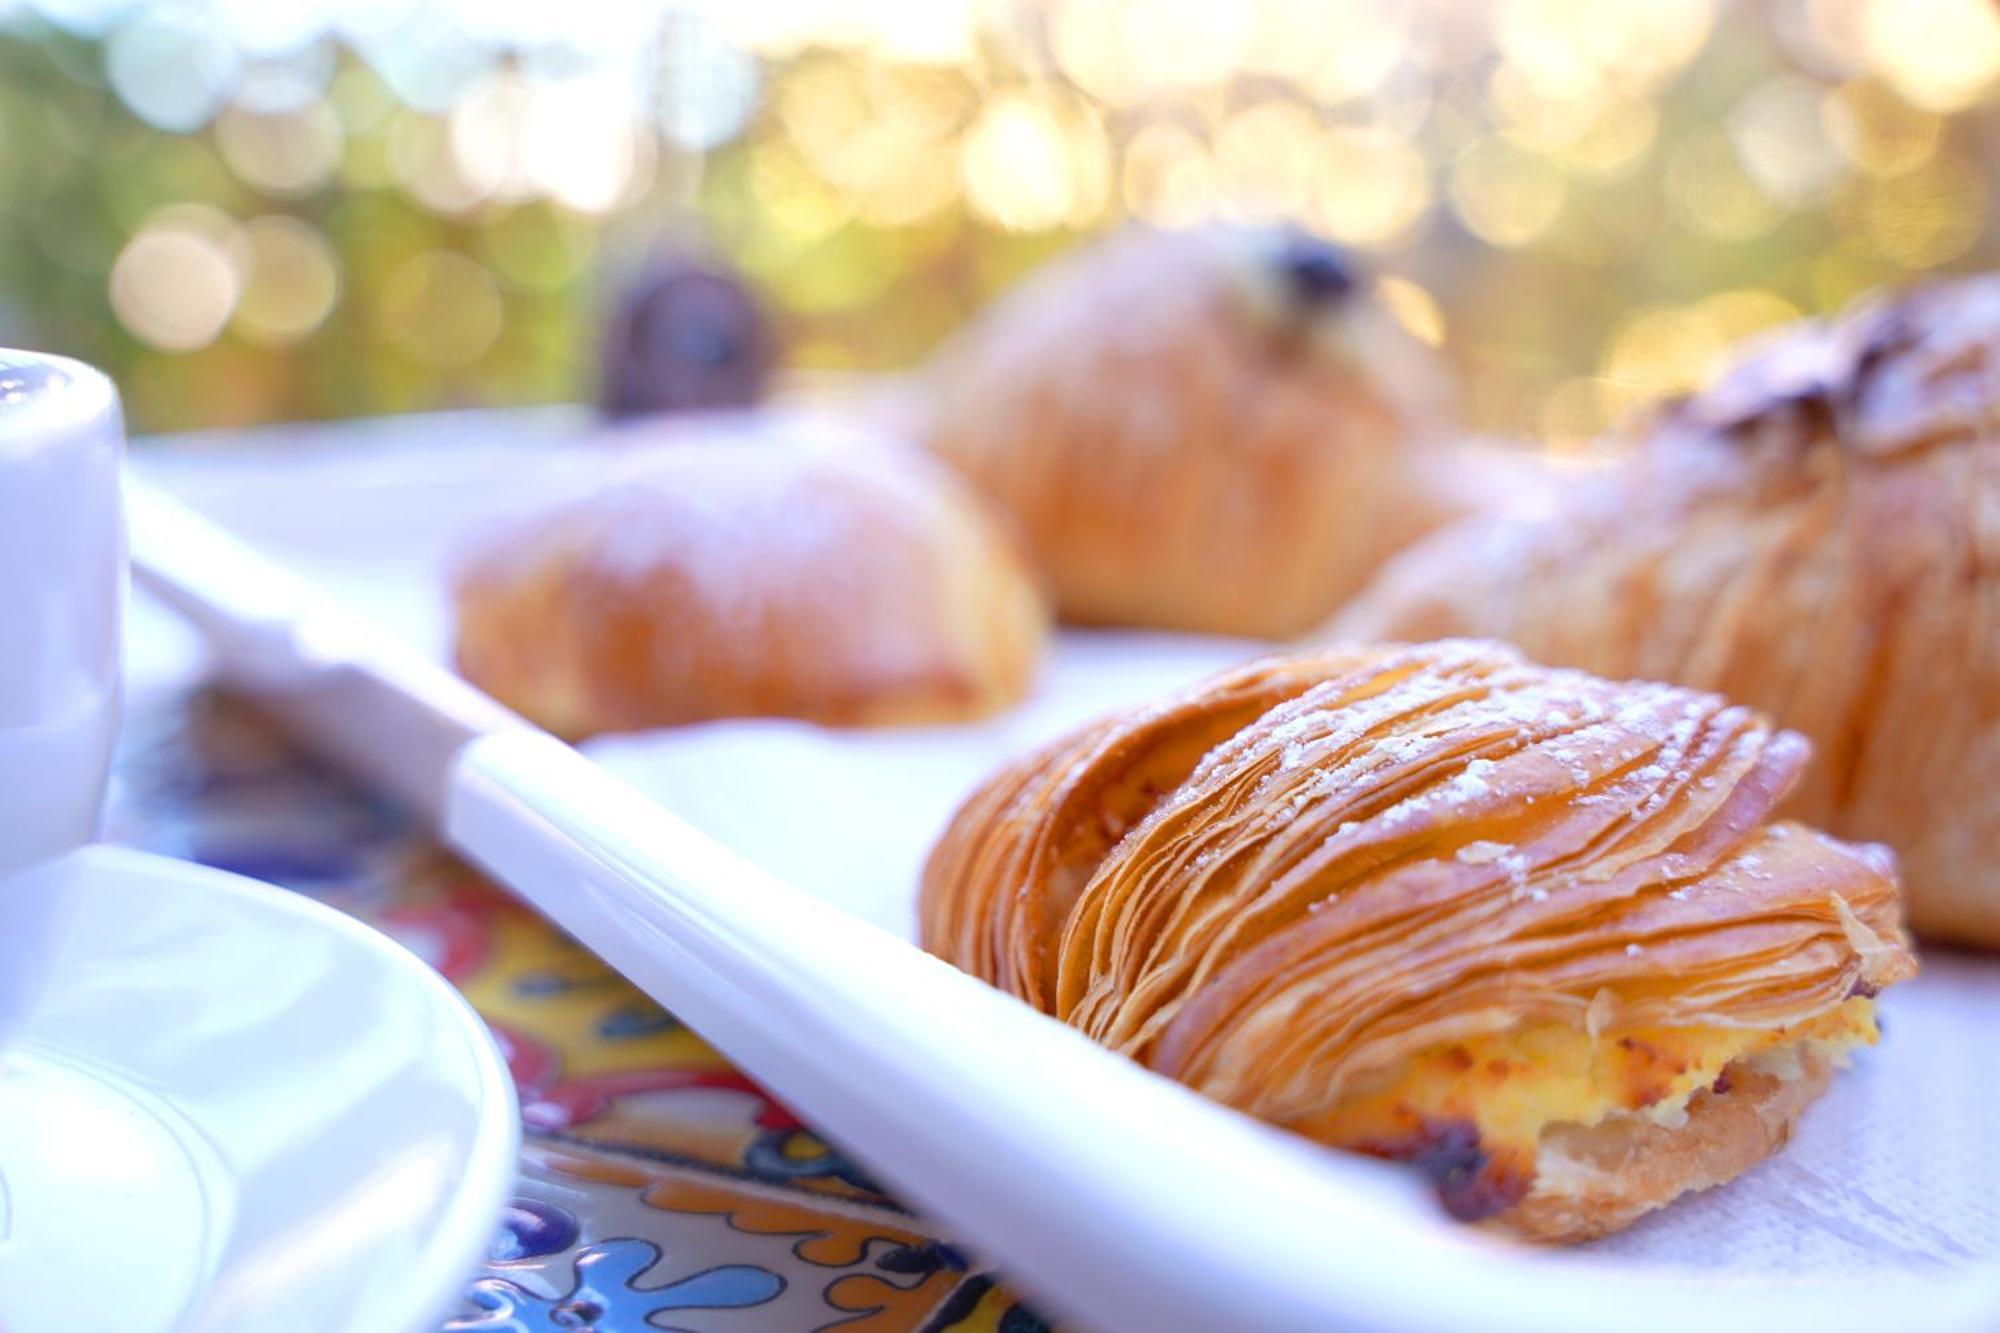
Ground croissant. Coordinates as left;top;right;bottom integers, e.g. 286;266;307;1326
452;418;1048;736
920;223;1478;638
921;640;1914;1241
1332;275;2000;948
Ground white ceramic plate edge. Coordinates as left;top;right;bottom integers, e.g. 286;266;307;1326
3;845;519;1333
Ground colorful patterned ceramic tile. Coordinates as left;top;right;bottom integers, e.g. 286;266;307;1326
378;851;891;1202
107;691;1051;1332
450;1143;972;1332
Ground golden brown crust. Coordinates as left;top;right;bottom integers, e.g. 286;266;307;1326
1330;275;2000;947
920;640;1915;1239
452;418;1049;736
1510;1047;1835;1243
920;224;1464;638
919;647;1379;1008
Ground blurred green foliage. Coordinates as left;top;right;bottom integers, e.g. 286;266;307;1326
0;1;1994;443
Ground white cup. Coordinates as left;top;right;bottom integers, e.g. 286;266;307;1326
0;352;124;1048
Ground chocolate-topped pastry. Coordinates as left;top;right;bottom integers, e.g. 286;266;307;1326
600;257;774;419
918;222;1480;638
1332;273;2000;948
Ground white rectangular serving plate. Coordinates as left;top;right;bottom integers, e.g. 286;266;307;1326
130;409;2000;1333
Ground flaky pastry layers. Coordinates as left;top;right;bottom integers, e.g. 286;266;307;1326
1332;275;2000;947
453;425;1048;736
920;223;1481;638
921;641;1915;1241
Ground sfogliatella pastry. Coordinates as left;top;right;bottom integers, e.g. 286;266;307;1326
1332;275;2000;948
920;223;1470;638
922;640;1914;1241
453;419;1048;736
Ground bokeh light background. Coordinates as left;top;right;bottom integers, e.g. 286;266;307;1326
2;0;1997;445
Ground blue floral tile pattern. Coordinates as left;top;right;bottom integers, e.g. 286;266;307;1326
451;1240;784;1332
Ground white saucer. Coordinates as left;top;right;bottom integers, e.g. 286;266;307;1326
0;845;518;1333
